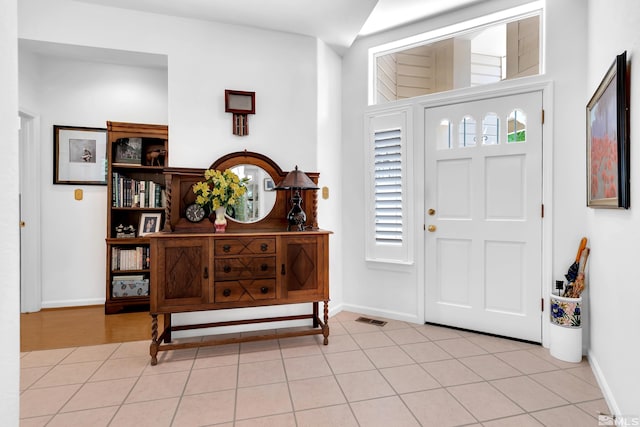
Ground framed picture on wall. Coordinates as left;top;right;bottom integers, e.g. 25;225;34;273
54;125;107;185
264;177;275;191
586;51;630;208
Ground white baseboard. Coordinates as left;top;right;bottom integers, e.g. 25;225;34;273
587;349;620;417
40;298;105;309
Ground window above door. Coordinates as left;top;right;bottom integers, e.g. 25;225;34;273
369;2;543;105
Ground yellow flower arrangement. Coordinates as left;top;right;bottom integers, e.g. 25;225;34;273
192;169;249;213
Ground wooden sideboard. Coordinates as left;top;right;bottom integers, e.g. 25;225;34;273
148;230;330;365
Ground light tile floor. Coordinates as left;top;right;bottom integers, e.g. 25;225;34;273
20;311;610;426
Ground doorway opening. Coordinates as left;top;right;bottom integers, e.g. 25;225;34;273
19;111;42;313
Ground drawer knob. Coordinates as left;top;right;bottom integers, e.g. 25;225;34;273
260;286;268;294
223;244;231;252
223;265;231;273
223;288;231;297
261;263;268;271
260;243;268;251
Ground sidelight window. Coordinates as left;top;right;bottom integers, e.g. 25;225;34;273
365;107;413;264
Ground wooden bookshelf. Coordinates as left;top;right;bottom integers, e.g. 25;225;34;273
105;121;168;314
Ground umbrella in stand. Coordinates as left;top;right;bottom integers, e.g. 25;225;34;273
565;237;587;283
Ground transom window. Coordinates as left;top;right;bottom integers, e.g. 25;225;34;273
370;3;542;105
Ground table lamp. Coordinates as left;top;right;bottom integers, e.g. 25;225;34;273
274;166;319;231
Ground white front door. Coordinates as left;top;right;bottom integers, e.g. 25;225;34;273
424;91;543;342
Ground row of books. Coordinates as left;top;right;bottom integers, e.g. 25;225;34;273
112;172;165;208
111;274;149;298
111;246;150;271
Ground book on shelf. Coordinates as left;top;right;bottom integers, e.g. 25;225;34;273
111;246;150;270
111;172;165;208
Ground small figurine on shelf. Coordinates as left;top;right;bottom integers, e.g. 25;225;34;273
115;224;136;238
144;144;167;166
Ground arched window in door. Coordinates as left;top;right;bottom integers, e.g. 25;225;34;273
459;116;477;147
482;113;500;145
507;109;526;143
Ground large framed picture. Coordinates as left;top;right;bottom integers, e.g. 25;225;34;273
586;51;630;208
139;213;162;236
54;125;107;185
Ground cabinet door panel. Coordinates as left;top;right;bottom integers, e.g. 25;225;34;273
281;235;328;301
153;238;210;310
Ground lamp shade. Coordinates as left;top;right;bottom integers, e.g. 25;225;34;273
274;166;319;190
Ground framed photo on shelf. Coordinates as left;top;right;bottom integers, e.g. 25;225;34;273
139;213;162;236
54;125;107;185
114;138;142;164
586;51;630;208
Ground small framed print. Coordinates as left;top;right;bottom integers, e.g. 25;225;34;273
139;213;162;236
264;177;275;191
114;138;142;165
54;125;107;185
225;90;255;114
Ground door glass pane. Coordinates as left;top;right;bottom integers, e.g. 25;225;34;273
482;113;500;145
507;109;526;143
437;119;452;150
459;116;476;147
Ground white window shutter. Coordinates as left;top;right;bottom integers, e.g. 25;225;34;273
365;107;413;264
374;129;403;244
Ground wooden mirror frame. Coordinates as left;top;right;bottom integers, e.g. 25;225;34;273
164;151;318;232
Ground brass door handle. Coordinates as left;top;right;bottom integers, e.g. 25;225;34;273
427;209;436;216
427;225;436;232
19;221;26;228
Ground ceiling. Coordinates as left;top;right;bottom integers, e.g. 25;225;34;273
75;0;485;53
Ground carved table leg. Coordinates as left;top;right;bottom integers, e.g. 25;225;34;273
322;300;329;345
150;314;159;366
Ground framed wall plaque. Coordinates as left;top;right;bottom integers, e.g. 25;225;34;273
225;90;255;136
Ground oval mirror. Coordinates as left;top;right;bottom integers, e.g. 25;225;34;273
226;164;277;223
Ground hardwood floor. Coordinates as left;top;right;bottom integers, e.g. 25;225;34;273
20;305;155;352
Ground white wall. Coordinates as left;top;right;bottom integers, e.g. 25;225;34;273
18;0;320;171
316;39;344;312
0;0;21;423
341;0;589;326
19;52;168;307
17;0;343;327
586;0;640;416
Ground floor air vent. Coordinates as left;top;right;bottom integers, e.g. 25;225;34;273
355;317;387;327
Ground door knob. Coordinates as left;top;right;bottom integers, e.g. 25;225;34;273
427;209;436;216
427;225;437;232
19;221;26;228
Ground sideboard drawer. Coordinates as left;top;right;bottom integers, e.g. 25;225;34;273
214;279;276;302
215;238;276;255
214;256;276;280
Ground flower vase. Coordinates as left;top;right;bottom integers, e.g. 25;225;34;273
214;206;227;233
